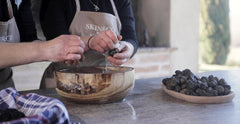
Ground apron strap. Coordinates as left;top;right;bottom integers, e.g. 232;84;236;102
75;0;81;12
7;0;14;18
110;0;122;34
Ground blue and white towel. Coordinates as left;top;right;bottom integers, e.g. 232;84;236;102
0;87;78;124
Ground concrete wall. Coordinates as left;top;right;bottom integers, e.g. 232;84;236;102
141;0;170;47
170;0;200;74
124;48;176;79
137;0;200;73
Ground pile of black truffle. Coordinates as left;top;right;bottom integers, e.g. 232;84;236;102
162;69;231;96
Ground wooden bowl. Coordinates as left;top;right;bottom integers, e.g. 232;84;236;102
161;84;235;104
54;66;135;104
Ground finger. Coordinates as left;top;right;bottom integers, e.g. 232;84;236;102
65;54;81;60
98;41;110;51
97;36;115;50
79;39;86;48
94;32;114;50
68;46;84;54
95;45;105;53
104;30;118;44
106;40;115;50
69;35;85;47
117;35;122;41
69;35;80;40
112;51;131;62
114;59;127;66
113;52;127;59
107;56;126;66
115;42;125;52
98;34;114;49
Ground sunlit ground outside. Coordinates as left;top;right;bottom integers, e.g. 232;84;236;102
199;0;240;72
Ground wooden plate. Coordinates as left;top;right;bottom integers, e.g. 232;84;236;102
161;84;235;104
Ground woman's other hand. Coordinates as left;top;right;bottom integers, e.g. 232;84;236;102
42;35;85;62
107;41;134;66
88;30;118;53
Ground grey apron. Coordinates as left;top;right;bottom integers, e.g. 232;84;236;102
0;0;21;90
69;0;121;67
55;0;121;68
40;0;122;89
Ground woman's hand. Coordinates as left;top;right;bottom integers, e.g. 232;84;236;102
87;30;134;66
88;30;118;53
107;41;134;66
42;35;85;62
0;35;85;68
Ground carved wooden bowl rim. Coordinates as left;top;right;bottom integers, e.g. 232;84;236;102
55;66;134;74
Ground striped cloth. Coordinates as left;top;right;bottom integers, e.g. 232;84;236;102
0;87;79;124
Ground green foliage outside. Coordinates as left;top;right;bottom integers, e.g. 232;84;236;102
200;0;231;65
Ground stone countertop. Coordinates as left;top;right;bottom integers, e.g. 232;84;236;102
20;70;240;124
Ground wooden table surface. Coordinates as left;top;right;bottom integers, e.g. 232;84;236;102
20;70;240;124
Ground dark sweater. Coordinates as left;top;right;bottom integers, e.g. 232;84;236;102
0;0;37;42
40;0;138;56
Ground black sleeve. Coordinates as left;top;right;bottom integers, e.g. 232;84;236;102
40;0;74;40
115;0;138;57
16;0;37;42
0;0;9;21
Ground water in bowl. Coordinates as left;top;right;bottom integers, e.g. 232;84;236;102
104;53;109;73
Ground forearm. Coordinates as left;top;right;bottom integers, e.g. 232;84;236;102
117;0;138;57
125;39;138;58
0;41;46;69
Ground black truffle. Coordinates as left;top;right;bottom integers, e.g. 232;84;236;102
162;69;232;96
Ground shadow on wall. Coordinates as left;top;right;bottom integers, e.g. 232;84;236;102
130;0;170;47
